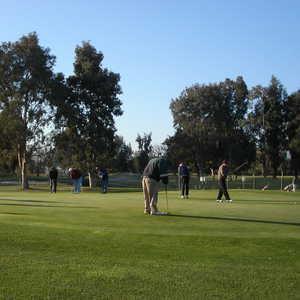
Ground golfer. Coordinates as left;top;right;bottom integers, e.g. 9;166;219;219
178;162;190;198
142;157;169;215
216;160;232;203
49;166;58;193
97;167;109;193
68;167;82;193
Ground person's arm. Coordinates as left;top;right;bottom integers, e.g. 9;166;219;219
220;165;225;178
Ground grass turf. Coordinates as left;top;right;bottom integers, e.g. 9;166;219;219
0;186;299;300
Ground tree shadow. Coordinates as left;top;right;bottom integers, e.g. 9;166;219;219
168;214;300;227
108;188;142;193
0;203;95;209
0;212;29;215
235;200;300;204
0;198;62;204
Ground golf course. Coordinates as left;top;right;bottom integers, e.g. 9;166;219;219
0;185;299;299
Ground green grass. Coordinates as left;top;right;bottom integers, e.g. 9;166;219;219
0;185;299;300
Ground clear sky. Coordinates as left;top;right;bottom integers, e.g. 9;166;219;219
1;0;299;149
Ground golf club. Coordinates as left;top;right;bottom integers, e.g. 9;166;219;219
232;161;248;174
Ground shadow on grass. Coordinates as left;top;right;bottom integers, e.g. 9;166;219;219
0;203;96;209
0;212;29;215
106;188;142;193
236;200;300;204
0;199;62;204
169;214;300;227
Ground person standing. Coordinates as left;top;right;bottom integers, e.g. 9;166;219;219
68;168;82;193
178;162;190;198
98;167;109;193
216;160;232;203
49;167;58;193
142;157;169;215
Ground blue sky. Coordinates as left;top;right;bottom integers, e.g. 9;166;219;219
1;0;299;149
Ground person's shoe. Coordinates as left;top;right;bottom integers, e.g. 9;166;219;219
185;195;189;199
181;195;184;199
144;211;150;215
151;211;166;215
216;199;223;203
227;199;233;203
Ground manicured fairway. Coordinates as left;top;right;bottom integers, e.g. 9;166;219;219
0;186;299;300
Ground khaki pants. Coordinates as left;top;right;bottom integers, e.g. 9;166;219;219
142;176;159;213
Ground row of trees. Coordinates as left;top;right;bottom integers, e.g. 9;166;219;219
0;33;166;187
1;33;300;189
0;33;123;189
107;75;300;179
165;76;300;178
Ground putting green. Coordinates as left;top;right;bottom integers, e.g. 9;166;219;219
0;186;299;299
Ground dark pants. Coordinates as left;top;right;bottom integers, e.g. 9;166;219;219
50;178;57;193
181;176;189;196
101;179;108;193
217;177;230;200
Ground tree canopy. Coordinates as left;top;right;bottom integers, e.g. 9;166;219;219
0;32;55;188
0;34;123;186
169;77;255;174
51;41;123;186
0;33;299;180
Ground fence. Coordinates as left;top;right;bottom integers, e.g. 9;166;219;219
0;173;296;191
108;173;295;191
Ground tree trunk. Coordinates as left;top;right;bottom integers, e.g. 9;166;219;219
194;161;200;177
272;165;277;178
18;147;29;190
280;167;283;190
88;172;97;188
88;172;93;188
21;163;29;190
261;154;267;177
36;160;40;177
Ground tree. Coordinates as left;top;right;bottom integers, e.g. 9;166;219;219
134;133;152;172
163;129;197;172
250;76;287;177
51;41;123;186
169;77;255;174
0;33;55;189
150;144;167;158
0;109;19;174
285;90;300;178
265;76;287;177
112;135;133;172
248;85;268;176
